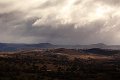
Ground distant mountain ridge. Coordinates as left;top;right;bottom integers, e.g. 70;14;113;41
0;43;120;51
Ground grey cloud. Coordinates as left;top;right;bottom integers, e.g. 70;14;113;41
103;0;120;6
0;0;120;44
96;0;120;7
39;0;65;9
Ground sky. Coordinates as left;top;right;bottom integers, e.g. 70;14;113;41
0;0;120;45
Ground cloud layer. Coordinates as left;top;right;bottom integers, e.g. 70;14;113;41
0;0;120;45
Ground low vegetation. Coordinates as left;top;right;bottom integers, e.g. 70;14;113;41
0;48;120;80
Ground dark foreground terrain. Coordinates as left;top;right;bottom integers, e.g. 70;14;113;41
0;48;120;80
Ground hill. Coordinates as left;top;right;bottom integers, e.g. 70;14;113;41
0;43;120;51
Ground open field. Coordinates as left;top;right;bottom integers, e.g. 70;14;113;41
0;48;120;80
